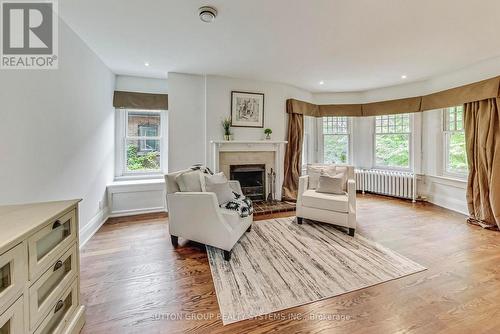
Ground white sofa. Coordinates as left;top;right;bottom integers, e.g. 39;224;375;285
165;169;253;260
296;165;356;236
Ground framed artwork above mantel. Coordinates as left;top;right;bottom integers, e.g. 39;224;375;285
231;91;265;128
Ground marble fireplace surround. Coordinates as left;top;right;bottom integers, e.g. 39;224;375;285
210;141;287;200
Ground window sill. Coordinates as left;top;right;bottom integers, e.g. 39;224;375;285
114;174;164;182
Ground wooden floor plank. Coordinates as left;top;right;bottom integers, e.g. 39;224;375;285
79;194;500;334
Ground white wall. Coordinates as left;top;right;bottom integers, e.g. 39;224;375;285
168;73;313;171
0;19;115;244
167;73;206;171
115;75;168;94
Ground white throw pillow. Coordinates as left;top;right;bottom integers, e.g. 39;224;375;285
202;172;227;191
316;174;345;195
204;173;234;204
176;170;203;192
307;164;336;189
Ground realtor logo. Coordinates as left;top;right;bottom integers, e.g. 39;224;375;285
1;0;58;69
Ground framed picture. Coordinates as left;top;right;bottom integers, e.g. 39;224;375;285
231;91;265;128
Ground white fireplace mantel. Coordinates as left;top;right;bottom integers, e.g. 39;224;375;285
210;140;287;200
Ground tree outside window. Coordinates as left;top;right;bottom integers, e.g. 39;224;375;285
322;116;350;164
444;106;467;176
375;114;411;169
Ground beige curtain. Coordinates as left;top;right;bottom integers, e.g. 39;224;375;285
282;102;304;201
464;98;500;229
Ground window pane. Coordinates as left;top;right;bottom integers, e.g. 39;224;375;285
375;134;410;168
447;132;468;173
323;117;348;134
324;135;348;164
375;114;410;134
127;112;160;137
127;139;160;171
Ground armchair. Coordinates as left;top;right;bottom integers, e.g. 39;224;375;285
165;169;252;260
296;165;356;236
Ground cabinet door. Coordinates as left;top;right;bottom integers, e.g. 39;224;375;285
0;296;24;334
0;243;27;313
28;210;76;280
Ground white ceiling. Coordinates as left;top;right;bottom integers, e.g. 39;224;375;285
59;0;500;92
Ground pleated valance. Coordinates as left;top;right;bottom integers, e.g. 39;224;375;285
113;91;168;110
288;75;500;117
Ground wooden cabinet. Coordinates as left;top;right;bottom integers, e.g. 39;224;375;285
0;200;85;334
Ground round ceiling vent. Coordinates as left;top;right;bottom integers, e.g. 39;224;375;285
199;6;217;23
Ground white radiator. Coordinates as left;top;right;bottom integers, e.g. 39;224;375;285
355;169;416;201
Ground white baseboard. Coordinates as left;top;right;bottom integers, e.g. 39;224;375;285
80;207;109;248
108;207;166;218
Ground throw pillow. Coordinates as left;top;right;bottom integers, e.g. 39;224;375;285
205;177;234;204
316;174;345;195
176;170;203;192
202;172;227;191
307;164;336;189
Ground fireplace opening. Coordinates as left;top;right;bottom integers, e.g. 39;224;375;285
230;164;266;201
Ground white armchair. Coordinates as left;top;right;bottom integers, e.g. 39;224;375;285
296;165;356;236
165;169;252;260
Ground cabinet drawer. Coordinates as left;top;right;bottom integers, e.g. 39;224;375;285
28;210;76;280
0;296;24;334
0;243;27;313
29;244;77;330
34;279;78;334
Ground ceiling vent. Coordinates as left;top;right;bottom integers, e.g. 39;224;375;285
199;6;217;23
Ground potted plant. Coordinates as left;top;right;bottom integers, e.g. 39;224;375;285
264;128;272;140
222;118;232;141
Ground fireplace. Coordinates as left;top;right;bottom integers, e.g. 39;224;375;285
230;164;266;201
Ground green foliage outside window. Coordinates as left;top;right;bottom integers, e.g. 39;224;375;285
127;144;160;171
447;130;467;173
375;134;410;168
324;135;348;163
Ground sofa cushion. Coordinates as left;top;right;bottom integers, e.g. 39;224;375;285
301;189;348;213
176;170;203;192
307;164;337;189
316;174;344;194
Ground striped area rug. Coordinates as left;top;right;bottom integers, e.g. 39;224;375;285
207;217;426;325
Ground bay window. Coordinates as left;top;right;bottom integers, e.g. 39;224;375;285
374;114;411;169
443;106;467;176
320;116;350;164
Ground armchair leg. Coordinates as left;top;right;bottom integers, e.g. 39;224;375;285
170;235;179;247
223;250;232;261
297;217;303;225
348;228;355;237
246;225;252;232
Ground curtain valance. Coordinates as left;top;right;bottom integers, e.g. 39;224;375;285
113;91;168;110
288;75;500;117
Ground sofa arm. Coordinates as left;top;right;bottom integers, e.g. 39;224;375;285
167;192;232;236
347;179;356;213
297;176;309;205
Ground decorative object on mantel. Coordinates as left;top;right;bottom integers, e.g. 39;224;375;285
264;128;272;140
267;168;276;202
231;91;264;128
221;117;232;141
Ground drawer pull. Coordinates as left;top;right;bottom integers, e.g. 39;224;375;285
52;220;62;229
53;260;63;271
54;299;64;313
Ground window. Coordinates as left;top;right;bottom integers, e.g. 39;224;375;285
123;110;163;174
444;106;467;176
374;114;411;169
321;117;350;164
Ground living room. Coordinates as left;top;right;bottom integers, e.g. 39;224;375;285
0;1;499;333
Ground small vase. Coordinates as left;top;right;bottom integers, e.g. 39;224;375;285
224;134;231;141
265;134;271;140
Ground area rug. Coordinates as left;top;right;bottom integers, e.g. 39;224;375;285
207;217;426;325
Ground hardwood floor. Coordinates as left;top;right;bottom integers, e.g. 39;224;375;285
79;194;500;334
